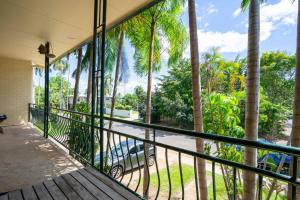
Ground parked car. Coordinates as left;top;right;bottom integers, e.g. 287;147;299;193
257;153;291;175
95;139;156;178
225;139;291;174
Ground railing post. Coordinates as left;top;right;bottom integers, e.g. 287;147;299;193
28;103;31;122
99;0;107;173
291;155;298;200
44;42;50;139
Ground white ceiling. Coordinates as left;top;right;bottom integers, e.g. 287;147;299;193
0;0;152;66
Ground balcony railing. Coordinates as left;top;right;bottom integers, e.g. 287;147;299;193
29;103;300;199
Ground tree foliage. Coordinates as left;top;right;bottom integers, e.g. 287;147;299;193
260;51;295;109
49;76;72;107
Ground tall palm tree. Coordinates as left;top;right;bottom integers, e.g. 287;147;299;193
72;47;83;109
188;0;208;199
108;26;129;130
53;57;69;109
82;39;118;106
66;54;71;109
87;43;93;104
34;67;43;106
241;0;261;199
289;1;300;199
202;48;222;95
78;43;93;105
104;27;129;156
128;0;187;197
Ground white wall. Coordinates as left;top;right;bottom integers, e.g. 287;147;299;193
0;57;33;125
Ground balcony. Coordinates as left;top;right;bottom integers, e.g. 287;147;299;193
1;104;297;199
0;0;300;199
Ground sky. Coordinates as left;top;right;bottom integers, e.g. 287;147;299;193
34;0;298;97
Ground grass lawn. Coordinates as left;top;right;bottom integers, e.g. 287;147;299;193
147;164;195;195
207;171;287;200
146;164;286;199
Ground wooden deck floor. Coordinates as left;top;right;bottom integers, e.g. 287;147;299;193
0;167;140;200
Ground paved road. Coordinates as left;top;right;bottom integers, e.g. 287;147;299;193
109;120;291;152
110;122;199;152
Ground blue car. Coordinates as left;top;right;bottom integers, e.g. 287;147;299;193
258;153;291;174
225;139;291;174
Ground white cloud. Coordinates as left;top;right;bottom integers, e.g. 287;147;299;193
259;0;297;41
261;0;297;26
195;0;297;53
197;30;247;53
207;3;218;15
197;16;202;21
233;8;241;17
234;0;297;40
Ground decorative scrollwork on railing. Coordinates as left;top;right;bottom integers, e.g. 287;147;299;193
29;104;44;131
29;104;300;199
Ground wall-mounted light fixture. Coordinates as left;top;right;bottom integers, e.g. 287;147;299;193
38;43;56;58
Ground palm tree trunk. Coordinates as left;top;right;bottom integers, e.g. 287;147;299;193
66;55;70;109
143;19;155;198
288;1;300;199
188;1;208;199
106;30;125;154
87;44;93;104
73;47;82;109
60;71;63;109
38;76;41;105
109;30;125;129
216;144;232;200
243;0;260;199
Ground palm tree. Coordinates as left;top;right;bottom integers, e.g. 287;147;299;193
82;39;118;106
241;0;261;199
86;43;93;104
72;47;83;109
128;0;187;197
188;0;208;199
104;27;130;157
53;57;69;109
34;67;43;106
78;43;93;105
289;1;300;199
202;48;222;95
66;54;71;109
108;27;129;129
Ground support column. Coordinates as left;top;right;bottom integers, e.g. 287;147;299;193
44;42;50;138
91;0;98;167
99;0;107;173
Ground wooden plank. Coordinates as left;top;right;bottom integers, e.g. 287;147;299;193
8;190;23;200
70;171;111;200
22;187;38;200
0;194;8;200
78;169;126;200
62;174;96;200
33;183;52;200
43;180;67;200
85;167;141;200
53;177;81;200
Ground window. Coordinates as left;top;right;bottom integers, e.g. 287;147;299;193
129;146;137;154
139;144;144;152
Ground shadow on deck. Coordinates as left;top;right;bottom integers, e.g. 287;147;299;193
0;126;140;200
0;125;82;193
0;167;140;200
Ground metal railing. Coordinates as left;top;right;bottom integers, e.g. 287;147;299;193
28;103;300;199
